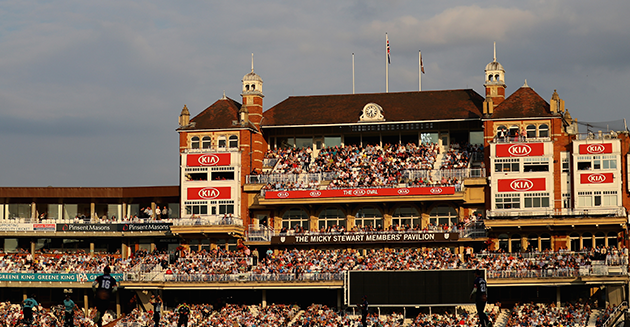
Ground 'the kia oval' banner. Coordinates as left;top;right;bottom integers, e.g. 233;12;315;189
495;143;545;157
187;153;231;167
579;143;613;155
497;178;546;192
187;187;232;200
265;187;455;199
580;173;614;184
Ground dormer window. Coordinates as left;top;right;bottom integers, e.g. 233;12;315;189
218;136;226;149
191;136;200;149
539;124;549;137
202;136;211;149
229;135;238;148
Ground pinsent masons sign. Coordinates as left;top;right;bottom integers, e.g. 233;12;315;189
496;143;545;157
55;223;172;232
497;178;546;192
187;153;231;167
579;143;613;155
580;173;614;184
271;232;459;245
265;187;455;199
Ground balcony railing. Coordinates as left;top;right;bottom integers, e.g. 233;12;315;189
487;207;627;218
491;136;552;144
246;224;274;242
246;168;486;185
124;272;344;283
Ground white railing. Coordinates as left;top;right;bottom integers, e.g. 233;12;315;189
487;207;627;218
182;148;240;154
246;224;274;242
491;136;552;143
172;216;243;227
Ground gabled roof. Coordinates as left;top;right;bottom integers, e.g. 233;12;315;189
262;89;484;127
491;87;553;119
181;97;242;130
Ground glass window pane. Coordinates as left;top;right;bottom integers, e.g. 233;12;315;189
525;198;532;208
324;136;342;147
542;197;549;207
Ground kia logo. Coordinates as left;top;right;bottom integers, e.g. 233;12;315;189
309;191;322;197
508;144;532;156
430;187;443;194
587;174;607;183
510;179;534;191
277;192;290;198
586;144;605;154
398;188;410;195
197;154;221;166
353;189;367;196
198;187;221;199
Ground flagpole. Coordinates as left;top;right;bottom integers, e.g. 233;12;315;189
419;50;422;91
386;33;389;93
352;53;355;94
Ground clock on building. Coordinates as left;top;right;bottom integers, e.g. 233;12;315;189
360;103;384;122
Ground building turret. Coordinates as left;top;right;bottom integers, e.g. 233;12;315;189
241;53;264;128
483;42;506;116
178;105;190;127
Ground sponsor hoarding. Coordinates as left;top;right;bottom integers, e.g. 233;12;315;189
56;223;172;232
0;224;35;232
579;143;613;155
187;187;232;200
580;173;614;184
497;178;546;192
0;273;122;282
270;231;459;245
186;153;231;167
264;187;455;199
495;143;545;157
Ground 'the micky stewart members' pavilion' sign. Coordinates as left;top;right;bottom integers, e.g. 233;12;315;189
271;231;459;245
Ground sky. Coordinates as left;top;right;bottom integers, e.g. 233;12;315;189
1;0;629;187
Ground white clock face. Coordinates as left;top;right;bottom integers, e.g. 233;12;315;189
366;106;378;118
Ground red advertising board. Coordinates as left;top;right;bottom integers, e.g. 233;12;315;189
580;173;614;184
495;143;545;157
187;153;231;167
264;187;456;199
497;178;546;192
578;143;613;155
187;187;232;200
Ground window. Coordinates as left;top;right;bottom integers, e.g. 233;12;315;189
538;124;549;137
318;207;346;230
282;208;309;230
523;158;549;172
229;135;238;148
577;191;617;207
602;155;617;169
495;193;520;209
509;125;519;137
392;206;420;229
202;136;211;149
429;205;458;227
218;202;234;215
494;158;519;172
577;155;617;170
524;193;550;208
355;206;383;228
526;125;537;138
185;201;207;216
562;157;569;173
562;193;571;208
218;136;226;149
191;136;200;149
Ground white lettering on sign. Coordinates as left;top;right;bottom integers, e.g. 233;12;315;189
510;179;534;191
309;191;322;197
586;144;605;154
397;188;410;195
587;174;607;183
430;188;443;194
198;187;221;199
508;144;532;156
277;192;290;198
197;154;221;166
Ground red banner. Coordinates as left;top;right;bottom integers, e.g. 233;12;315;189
264;187;456;199
580;173;614;184
579;143;613;155
495;143;545;157
187;153;231;167
187;187;232;200
497;178;546;192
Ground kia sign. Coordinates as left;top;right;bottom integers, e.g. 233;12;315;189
187;153;231;167
497;178;546;192
580;173;614;184
496;143;545;157
271;231;459;245
264;187;456;199
187;187;232;200
579;143;613;155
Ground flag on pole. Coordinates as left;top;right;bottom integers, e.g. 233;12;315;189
386;34;391;64
420;51;425;74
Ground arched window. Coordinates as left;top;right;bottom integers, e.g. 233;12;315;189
582;232;593;249
607;232;618;248
429;205;458;227
511;234;522;253
202;136;211;149
509;125;519;137
526;125;537;138
392;205;420;229
318;207;346;230
527;234;538;251
540;233;551;251
595;232;606;248
496;125;507;136
538;124;549;138
498;233;509;252
494;74;500;82
229;135;238;148
251;84;255;90
282;208;309;230
355;206;382;228
570;233;580;251
245;85;250;91
218;136;226;149
488;75;493;81
191;136;200;149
